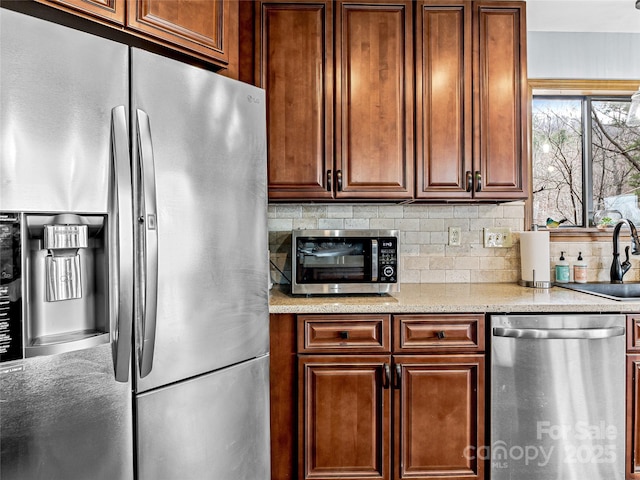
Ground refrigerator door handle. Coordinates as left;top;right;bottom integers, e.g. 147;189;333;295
135;109;159;378
110;105;134;383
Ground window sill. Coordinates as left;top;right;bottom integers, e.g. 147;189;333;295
546;228;620;242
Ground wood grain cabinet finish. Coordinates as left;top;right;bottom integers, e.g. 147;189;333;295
472;1;527;200
127;0;229;63
296;313;485;480
298;314;391;353
415;0;472;199
628;315;640;479
257;1;334;199
394;314;484;352
299;355;392;480
394;355;484;479
628;355;640;479
335;0;414;199
258;0;413;200
37;0;125;24
34;0;231;66
416;0;527;200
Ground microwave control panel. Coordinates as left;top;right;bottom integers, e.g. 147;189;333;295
378;237;398;283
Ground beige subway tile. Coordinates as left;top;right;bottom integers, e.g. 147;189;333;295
370;218;396;229
403;205;432;218
379;205;405;218
445;270;471;283
419;218;445;232
428;206;454;218
301;205;328;218
327;205;353;218
421;270;446;283
396;218;420;232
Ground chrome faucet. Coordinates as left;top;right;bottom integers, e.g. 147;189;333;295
610;219;640;283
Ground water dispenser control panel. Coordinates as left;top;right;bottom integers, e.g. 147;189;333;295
0;213;23;364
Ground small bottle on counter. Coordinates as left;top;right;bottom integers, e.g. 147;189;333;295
555;251;570;283
573;252;588;283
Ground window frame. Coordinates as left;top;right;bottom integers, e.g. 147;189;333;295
526;79;639;241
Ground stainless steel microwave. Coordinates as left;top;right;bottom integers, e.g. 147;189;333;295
291;229;399;295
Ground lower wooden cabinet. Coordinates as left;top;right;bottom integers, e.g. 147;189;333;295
394;355;484;480
295;314;485;480
627;355;640;479
299;355;391;479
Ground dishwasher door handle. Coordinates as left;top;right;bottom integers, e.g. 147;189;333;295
493;326;625;339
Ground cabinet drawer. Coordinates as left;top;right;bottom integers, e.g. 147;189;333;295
393;314;484;352
628;315;640;351
298;314;391;353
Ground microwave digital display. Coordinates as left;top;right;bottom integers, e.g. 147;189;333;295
292;229;399;295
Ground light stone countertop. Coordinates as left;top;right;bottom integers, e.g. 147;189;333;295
269;283;640;314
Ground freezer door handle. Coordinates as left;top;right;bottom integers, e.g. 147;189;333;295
493;326;625;340
135;109;159;378
109;106;134;383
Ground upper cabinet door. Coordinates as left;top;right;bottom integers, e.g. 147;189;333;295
473;1;527;200
415;1;472;199
259;1;334;200
335;1;414;199
127;0;229;64
36;0;125;25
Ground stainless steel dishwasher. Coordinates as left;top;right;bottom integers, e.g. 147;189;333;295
490;314;625;480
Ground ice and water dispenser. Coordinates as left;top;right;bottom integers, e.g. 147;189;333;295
0;212;110;364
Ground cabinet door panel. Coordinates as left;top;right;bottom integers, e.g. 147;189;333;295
260;2;333;199
473;2;527;199
37;0;125;24
336;1;413;199
300;355;391;480
416;1;472;199
628;355;640;479
394;355;484;480
127;0;228;63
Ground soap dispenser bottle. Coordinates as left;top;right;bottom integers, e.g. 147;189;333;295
555;251;570;283
573;252;588;283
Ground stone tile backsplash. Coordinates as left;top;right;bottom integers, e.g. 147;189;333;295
268;203;639;285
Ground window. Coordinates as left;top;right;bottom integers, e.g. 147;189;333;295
530;81;640;231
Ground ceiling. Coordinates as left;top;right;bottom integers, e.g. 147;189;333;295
526;0;640;33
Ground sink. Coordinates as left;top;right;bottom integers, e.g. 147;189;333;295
557;282;640;301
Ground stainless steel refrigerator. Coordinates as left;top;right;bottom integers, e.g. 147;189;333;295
0;8;270;480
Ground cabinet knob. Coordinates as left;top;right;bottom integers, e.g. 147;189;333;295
436;330;446;340
339;330;349;340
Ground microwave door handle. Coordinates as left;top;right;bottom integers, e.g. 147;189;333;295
371;239;379;281
135;109;159;379
109;106;133;383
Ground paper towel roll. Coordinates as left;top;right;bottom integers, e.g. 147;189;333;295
519;231;551;287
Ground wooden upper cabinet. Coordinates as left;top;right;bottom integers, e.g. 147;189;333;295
258;1;333;200
127;0;229;64
415;1;472;199
335;1;414;199
36;0;125;24
472;1;527;199
416;0;527;201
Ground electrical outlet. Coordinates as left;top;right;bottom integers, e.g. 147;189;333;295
483;227;513;248
449;226;461;246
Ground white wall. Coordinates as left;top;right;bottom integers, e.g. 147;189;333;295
528;32;640;79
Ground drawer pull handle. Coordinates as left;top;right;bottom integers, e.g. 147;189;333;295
339;331;349;340
436;331;446;339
